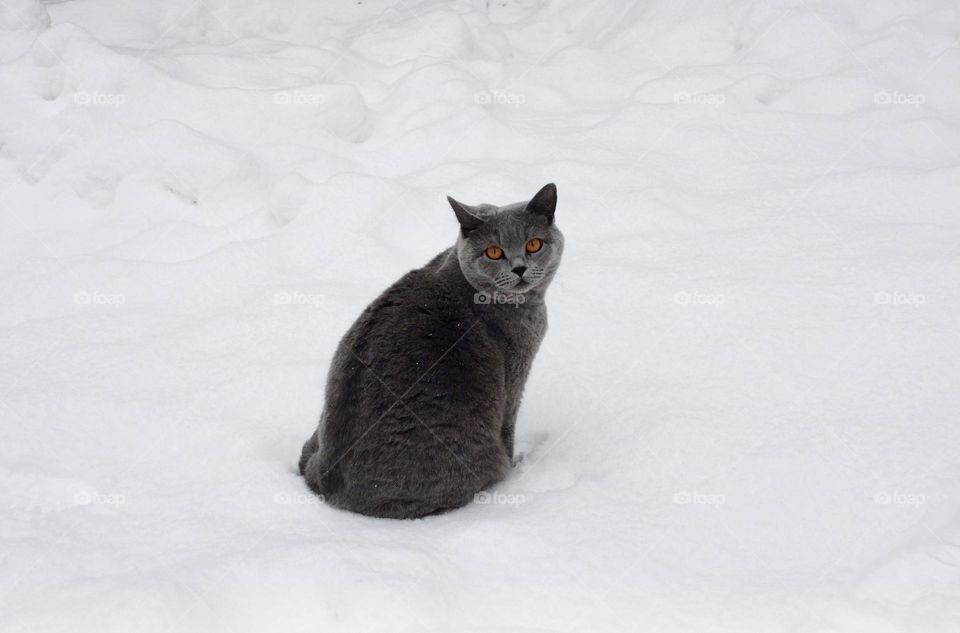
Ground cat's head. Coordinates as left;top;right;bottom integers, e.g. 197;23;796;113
447;183;563;296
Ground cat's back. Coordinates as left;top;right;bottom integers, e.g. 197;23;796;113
354;253;471;338
336;251;498;394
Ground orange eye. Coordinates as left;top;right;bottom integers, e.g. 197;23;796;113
525;238;543;253
485;245;504;260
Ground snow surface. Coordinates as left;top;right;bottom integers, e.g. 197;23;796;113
2;0;959;631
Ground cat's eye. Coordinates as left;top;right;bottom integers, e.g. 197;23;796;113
525;238;543;254
485;245;504;260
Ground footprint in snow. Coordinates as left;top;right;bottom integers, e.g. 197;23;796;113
512;432;577;494
513;431;549;466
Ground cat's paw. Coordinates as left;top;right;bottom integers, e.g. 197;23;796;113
512;432;549;467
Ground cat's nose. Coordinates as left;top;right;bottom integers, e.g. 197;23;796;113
512;266;527;277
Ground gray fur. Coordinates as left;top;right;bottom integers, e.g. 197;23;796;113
299;183;563;519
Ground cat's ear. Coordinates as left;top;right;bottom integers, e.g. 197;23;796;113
526;183;557;224
447;196;484;236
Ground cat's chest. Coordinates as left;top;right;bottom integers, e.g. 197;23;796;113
492;306;546;372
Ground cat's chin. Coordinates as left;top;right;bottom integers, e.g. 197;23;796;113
492;280;533;294
473;278;539;296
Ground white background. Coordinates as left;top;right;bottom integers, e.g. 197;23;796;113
1;0;958;631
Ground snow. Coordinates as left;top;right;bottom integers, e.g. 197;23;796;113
2;0;959;631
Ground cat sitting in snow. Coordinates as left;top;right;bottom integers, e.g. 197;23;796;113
299;184;563;519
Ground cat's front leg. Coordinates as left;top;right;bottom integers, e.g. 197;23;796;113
501;400;520;462
298;429;319;475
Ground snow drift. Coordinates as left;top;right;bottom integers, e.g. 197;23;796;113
1;0;959;631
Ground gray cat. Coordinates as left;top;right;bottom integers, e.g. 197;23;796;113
299;183;563;519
